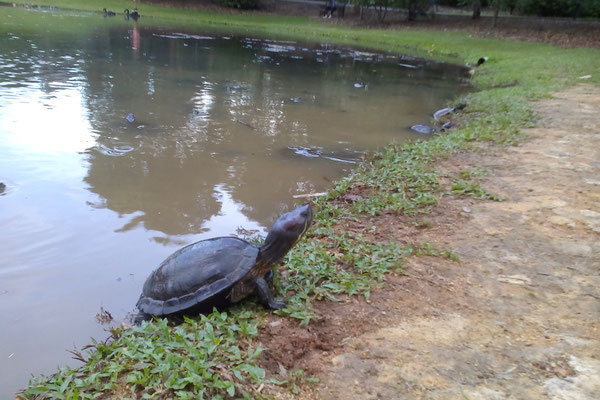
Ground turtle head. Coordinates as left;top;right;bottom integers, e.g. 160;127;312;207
259;204;313;265
271;204;313;241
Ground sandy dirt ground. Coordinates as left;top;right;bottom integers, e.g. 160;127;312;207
259;85;600;399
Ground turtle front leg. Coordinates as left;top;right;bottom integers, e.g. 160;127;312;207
253;277;285;310
263;268;274;282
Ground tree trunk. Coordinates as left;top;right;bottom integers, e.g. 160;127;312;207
493;1;500;27
472;0;481;19
429;1;436;20
376;1;388;23
408;0;417;21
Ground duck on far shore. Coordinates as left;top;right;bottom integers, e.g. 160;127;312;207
124;8;140;20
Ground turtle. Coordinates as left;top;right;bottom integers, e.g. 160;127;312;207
125;113;135;123
410;121;453;135
433;100;468;121
135;204;313;320
410;124;436;135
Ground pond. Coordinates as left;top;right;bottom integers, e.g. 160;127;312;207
0;5;468;396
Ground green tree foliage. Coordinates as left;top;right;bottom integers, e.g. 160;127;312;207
520;0;575;16
454;0;599;17
350;0;431;22
435;0;461;5
217;0;258;9
518;0;599;18
353;0;598;21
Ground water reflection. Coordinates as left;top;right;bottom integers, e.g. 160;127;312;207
1;9;469;238
78;28;466;235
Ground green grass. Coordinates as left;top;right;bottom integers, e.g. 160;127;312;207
26;311;267;399
15;1;600;398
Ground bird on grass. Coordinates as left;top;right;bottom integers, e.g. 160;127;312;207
124;8;140;20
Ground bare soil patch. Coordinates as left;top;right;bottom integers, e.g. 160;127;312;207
257;86;600;399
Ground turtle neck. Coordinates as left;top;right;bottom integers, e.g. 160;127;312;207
257;230;295;266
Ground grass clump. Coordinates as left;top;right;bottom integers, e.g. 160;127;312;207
269;369;319;395
24;311;266;400
277;230;407;326
450;179;504;201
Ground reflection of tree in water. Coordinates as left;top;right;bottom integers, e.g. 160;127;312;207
81;31;292;236
79;30;467;236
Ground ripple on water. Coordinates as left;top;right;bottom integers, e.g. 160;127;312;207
288;146;360;164
95;143;136;156
152;33;215;40
0;175;19;196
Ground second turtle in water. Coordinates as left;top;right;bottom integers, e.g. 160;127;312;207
136;204;313;319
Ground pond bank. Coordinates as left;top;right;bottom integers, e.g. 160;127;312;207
270;84;600;399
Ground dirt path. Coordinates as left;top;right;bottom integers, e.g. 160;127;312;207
263;85;600;399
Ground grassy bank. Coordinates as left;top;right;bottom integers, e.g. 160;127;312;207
15;1;600;399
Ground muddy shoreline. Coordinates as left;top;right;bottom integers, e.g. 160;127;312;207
258;85;600;399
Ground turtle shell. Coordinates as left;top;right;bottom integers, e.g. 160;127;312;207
410;124;435;134
136;237;258;316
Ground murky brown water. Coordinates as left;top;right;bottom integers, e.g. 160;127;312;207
0;6;467;396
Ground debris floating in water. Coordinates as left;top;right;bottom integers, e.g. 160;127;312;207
232;118;256;130
289;146;320;158
125;113;135;123
292;192;327;199
95;306;114;324
288;146;359;164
